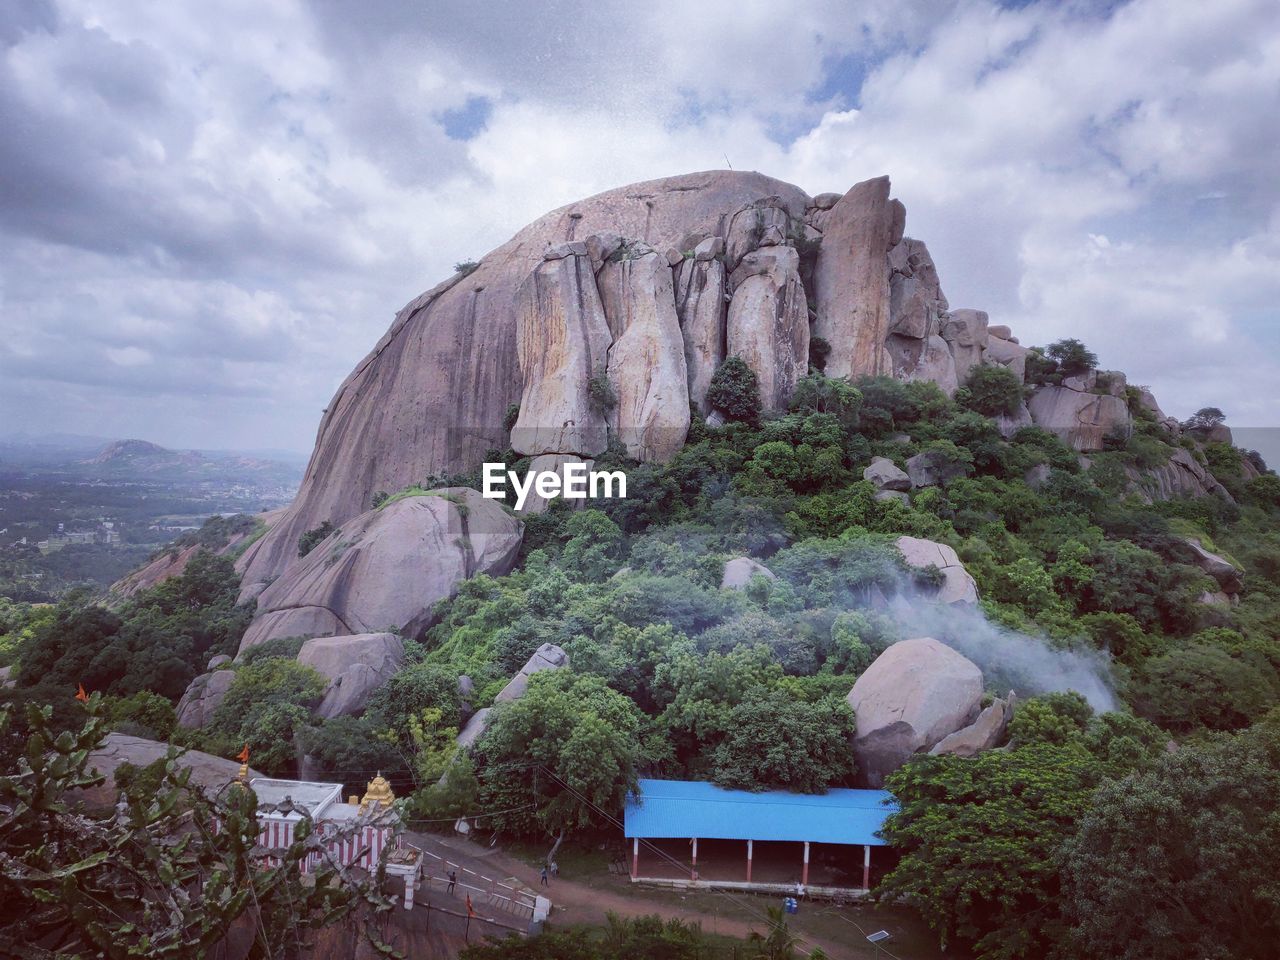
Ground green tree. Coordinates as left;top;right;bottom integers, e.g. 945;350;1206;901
711;691;855;793
202;658;328;775
1045;338;1098;375
0;697;391;957
1061;714;1280;960
559;509;625;582
956;364;1025;416
707;356;762;424
297;520;335;558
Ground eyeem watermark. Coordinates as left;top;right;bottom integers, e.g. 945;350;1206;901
482;462;627;511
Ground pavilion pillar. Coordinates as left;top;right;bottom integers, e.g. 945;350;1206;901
863;844;871;890
802;841;810;887
746;839;753;883
631;837;639;880
691;837;698;881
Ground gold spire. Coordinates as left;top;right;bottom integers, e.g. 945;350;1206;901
359;772;395;813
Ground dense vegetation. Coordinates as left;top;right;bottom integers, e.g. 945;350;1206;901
4;343;1280;958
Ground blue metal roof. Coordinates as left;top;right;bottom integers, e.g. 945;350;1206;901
624;779;897;846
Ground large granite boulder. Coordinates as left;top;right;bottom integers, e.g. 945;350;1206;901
985;332;1029;383
887;333;958;396
864;456;912;491
675;239;727;415
601;249;691;462
847;638;984;786
1180;537;1244;595
1126;447;1234;502
511;250;612;457
896;535;979;605
296;632;406;719
238;489;522;652
176;664;237;729
721;556;777;590
906;449;969;488
80;733;262;810
1027;383;1131;452
235;171;812;597
726;246;809;413
811;176;897;379
993;401;1034;439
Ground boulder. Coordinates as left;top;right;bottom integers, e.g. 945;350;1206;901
1027;385;1131;452
906;449;968;488
674;250;727;415
886;238;947;340
208;654;232;670
1133;386;1165;420
176;667;236;729
929;693;1015;757
875;489;910;506
811;176;897;379
81;733;262;810
993;401;1034;439
985;333;1029;383
887;333;958;396
988;324;1012;340
725;201;793;268
721;556;777;590
297;632;406;719
511;251;612;457
1097;370;1127;397
1181;537;1244;594
940;309;989;383
494;643;569;703
811;191;843;210
847;638;984;786
456;707;492;750
235;170;811;597
864;456;912;491
895;535;979;605
725;246;809;414
601;250;691;462
238;490;522;652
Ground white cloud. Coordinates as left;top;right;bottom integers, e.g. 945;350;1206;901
2;0;1279;452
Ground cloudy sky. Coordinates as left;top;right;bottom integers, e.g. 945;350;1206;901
2;0;1277;455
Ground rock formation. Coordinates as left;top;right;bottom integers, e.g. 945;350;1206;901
1027;382;1131;452
721;556;777;590
80;733;261;810
896;535;979;605
847;637;984;786
726;246;809;412
930;692;1015;757
296;633;406;719
175;657;236;729
675;237;727;414
864;456;912;492
455;643;570;750
238;489;522;651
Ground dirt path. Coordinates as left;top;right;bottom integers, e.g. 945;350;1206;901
405;830;893;959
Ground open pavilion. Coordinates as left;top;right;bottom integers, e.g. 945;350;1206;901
623;779;897;898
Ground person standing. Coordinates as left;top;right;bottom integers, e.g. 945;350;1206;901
447;870;457;894
550;860;559;879
540;865;549;887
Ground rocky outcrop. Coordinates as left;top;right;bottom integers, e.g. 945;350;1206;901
601;249;691;462
887;333;958;396
494;642;569;703
811;176;897;379
886;239;947;340
511;251;612;457
1126;447;1234;502
1027;383;1131;452
985;331;1029;383
675;238;727;414
721;556;777;590
1180;537;1244;595
176;661;237;729
81;733;262;809
896;535;979;605
238;489;522;652
994;402;1034;439
726;246;809;413
930;693;1015;757
940;309;989;384
847;638;984;786
296;632;405;719
906;450;968;488
515;455;596;514
235;171;811;596
864;456;911;491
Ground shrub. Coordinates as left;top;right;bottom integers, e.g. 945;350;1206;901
956;364;1025;417
503;403;521;432
454;260;479;276
587;374;617;414
707;357;761;424
808;336;832;374
297;521;335;558
1045;338;1098;376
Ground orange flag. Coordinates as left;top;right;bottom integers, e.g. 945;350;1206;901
75;684;89;703
465;893;475;918
235;744;250;764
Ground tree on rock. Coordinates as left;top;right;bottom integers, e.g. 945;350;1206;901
707;356;762;425
1045;338;1098;376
